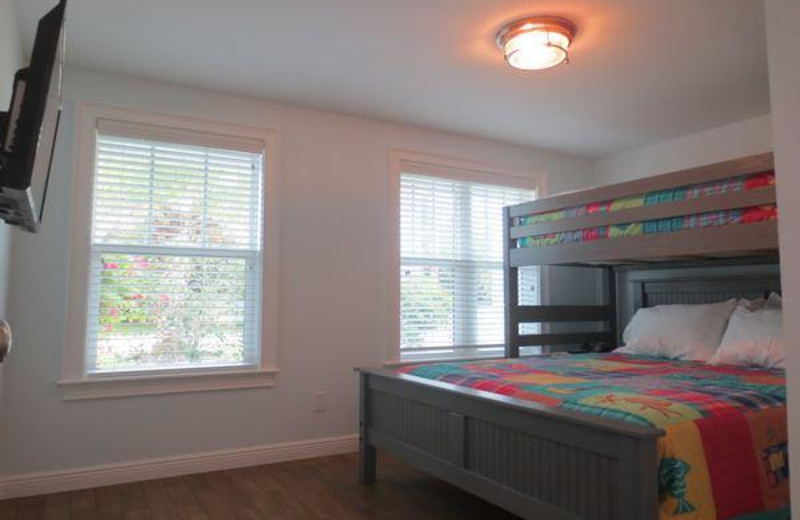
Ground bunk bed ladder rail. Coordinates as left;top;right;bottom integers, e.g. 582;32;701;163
503;207;618;358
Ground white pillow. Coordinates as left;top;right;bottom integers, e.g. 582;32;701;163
615;299;738;361
738;292;781;311
765;292;782;309
708;304;785;369
738;297;766;311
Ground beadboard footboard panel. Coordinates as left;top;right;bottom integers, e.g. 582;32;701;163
358;369;664;520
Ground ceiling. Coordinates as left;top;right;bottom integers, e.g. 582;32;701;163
15;0;770;158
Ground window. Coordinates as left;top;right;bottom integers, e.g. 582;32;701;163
63;105;278;399
394;155;540;361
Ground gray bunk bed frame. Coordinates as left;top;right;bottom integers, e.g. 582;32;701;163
357;153;780;520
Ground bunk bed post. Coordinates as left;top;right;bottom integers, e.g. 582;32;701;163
503;206;520;358
606;267;619;349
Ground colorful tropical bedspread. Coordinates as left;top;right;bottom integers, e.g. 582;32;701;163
396;353;789;520
514;171;777;249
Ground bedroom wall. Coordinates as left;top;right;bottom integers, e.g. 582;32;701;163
0;0;23;321
0;67;596;479
764;0;800;514
0;0;24;425
593;114;773;184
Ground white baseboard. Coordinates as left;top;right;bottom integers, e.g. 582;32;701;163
0;434;358;500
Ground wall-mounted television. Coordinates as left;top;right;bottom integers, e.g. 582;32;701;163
0;0;66;233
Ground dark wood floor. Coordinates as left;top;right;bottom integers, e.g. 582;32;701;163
0;453;520;520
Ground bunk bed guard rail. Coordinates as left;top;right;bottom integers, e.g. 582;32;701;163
503;152;778;357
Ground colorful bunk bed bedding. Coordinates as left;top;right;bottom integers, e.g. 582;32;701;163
397;353;789;520
515;171;777;249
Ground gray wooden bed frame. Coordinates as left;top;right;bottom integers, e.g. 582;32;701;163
357;153;781;520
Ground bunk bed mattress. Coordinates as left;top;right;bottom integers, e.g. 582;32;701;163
515;171;777;249
517;205;777;248
516;171;775;226
397;353;789;520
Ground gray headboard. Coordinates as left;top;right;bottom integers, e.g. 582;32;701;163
615;260;781;345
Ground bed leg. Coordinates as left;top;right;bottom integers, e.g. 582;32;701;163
359;371;376;485
359;442;377;485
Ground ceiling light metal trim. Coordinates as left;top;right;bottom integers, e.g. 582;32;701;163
496;16;577;71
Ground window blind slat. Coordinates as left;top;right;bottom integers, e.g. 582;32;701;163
86;132;264;374
399;173;539;357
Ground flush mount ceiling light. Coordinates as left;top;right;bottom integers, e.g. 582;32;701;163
496;17;576;71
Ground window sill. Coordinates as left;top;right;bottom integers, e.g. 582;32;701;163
386;354;507;368
388;345;507;366
387;347;551;367
58;367;279;401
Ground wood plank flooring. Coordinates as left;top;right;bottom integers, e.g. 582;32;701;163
0;453;520;519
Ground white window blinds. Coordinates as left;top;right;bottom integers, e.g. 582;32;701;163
86;128;264;374
399;173;539;360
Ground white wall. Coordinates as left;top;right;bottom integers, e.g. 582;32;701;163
0;67;594;477
765;1;800;515
0;0;23;320
594;114;772;184
0;0;24;450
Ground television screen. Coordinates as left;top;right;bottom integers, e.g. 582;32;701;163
0;0;66;233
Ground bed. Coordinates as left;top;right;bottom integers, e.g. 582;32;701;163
357;152;784;520
396;353;788;520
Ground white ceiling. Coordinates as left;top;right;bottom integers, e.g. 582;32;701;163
15;0;770;158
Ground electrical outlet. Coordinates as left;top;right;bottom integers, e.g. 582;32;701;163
313;391;327;412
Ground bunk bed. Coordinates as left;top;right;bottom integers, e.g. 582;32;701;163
357;152;783;520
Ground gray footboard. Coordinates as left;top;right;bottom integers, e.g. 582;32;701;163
358;369;665;520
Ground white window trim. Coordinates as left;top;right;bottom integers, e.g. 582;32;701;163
386;149;547;364
61;103;280;400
